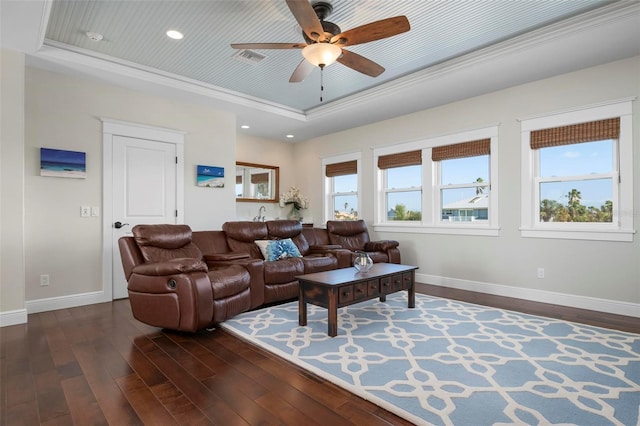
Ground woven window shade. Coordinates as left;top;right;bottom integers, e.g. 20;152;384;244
530;117;620;149
326;160;357;177
236;175;242;184
377;150;422;170
432;139;490;162
251;173;269;184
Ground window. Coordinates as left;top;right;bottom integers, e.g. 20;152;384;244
435;139;490;223
323;153;360;221
374;126;499;235
379;151;422;221
520;99;633;241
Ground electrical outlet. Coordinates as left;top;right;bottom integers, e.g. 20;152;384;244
81;206;90;217
537;267;545;279
40;274;50;286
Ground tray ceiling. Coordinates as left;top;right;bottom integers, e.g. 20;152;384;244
2;0;639;141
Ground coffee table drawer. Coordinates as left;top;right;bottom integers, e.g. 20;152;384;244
381;276;392;294
392;274;403;291
354;282;368;301
367;279;379;297
403;272;413;290
339;285;354;303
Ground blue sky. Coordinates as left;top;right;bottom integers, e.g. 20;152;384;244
540;140;612;177
197;165;224;177
539;140;613;207
41;148;86;165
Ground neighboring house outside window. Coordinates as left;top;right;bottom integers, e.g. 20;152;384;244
442;193;488;222
374;125;499;236
323;153;360;222
520;99;633;241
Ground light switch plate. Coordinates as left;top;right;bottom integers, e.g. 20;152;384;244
81;206;90;217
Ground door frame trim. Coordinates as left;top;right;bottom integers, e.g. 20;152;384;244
101;118;185;300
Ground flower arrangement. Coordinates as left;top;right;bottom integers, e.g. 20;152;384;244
280;186;308;220
279;186;309;209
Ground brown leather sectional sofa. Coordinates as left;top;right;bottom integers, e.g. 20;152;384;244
118;219;400;332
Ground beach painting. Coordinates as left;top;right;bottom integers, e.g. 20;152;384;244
197;165;224;188
40;148;86;179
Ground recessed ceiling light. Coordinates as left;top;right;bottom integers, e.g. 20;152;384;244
240;125;250;129
166;30;184;40
286;134;295;139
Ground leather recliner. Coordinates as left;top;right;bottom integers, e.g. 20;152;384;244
326;219;401;264
221;221;300;305
118;224;252;332
219;220;343;305
191;229;265;310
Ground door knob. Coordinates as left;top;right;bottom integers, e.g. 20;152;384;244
114;221;129;229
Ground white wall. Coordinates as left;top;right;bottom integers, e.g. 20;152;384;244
23;67;237;303
293;56;640;314
0;49;27;324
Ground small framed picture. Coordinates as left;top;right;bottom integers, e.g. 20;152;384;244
40;148;86;179
197;165;224;188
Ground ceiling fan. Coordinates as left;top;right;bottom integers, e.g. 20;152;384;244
231;0;410;83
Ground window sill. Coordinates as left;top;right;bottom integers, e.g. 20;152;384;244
374;223;500;237
520;227;635;242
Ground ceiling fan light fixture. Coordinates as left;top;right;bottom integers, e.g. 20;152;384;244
302;43;341;67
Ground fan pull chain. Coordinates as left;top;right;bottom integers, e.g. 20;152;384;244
319;64;325;102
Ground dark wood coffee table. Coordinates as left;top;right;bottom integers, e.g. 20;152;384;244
297;263;418;337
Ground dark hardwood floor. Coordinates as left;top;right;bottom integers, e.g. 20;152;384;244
2;283;638;425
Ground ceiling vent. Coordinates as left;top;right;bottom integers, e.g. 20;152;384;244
233;49;267;65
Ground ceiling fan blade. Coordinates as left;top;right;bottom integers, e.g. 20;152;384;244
289;59;315;83
331;16;410;46
231;43;306;49
285;0;325;42
337;49;385;77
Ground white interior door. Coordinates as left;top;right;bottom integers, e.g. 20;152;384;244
111;135;178;299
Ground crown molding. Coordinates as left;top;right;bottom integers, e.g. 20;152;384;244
36;41;308;121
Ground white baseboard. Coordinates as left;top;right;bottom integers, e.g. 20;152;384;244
25;290;109;314
3;275;638;327
0;309;28;327
417;273;640;318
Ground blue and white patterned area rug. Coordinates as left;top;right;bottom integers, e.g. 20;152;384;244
220;293;640;426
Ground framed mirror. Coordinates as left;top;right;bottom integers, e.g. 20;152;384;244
236;162;279;202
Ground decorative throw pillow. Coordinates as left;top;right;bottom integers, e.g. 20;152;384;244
254;238;302;261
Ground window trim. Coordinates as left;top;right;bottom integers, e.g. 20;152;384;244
322;152;361;223
519;98;634;242
373;125;499;236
